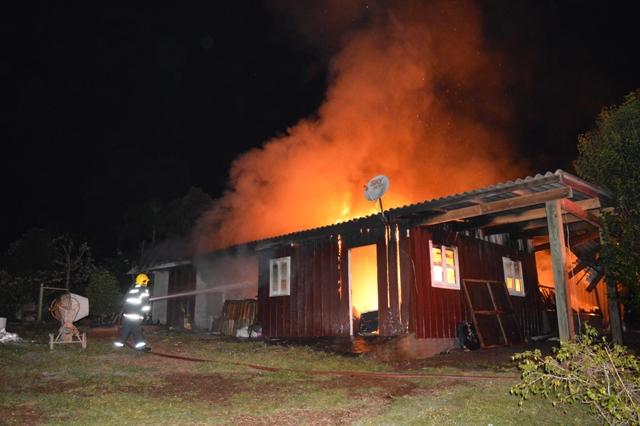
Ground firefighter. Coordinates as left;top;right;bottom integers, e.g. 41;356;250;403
114;273;152;352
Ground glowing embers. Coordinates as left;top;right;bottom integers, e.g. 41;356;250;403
349;244;378;335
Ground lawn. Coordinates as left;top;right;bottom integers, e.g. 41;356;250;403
0;328;599;425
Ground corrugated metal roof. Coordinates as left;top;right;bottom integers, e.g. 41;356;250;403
250;169;611;248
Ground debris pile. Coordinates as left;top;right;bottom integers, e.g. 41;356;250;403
0;329;22;344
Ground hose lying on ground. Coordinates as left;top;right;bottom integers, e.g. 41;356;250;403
145;347;518;381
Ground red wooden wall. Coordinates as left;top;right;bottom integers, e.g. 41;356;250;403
258;226;542;340
409;227;543;339
258;238;351;337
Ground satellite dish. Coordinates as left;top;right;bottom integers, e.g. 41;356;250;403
364;175;390;201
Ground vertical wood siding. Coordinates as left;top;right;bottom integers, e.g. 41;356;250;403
410;227;543;339
258;239;350;337
258;226;542;340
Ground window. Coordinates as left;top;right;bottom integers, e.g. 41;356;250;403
269;256;291;296
429;241;460;289
502;257;525;296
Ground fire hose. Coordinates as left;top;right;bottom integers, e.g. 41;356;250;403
135;286;518;381
141;345;517;381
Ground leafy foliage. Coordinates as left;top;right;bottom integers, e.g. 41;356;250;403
0;230;96;315
0;270;25;318
50;235;95;292
511;325;640;425
575;90;640;320
85;270;122;323
117;186;213;262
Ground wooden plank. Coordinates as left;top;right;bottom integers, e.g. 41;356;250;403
409;228;419;336
534;229;600;251
376;236;389;335
482;197;601;229
585;269;604;292
295;246;304;337
558;171;613;202
561;199;603;228
387;226;402;334
462;280;487;347
545;199;575;341
304;244;312;335
415;187;572;227
313;242;324;336
418;228;427;338
411;227;426;338
486;281;509;345
462;279;519;347
337;239;349;336
327;240;337;335
399;228;412;332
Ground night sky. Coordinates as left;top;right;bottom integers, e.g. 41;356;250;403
3;1;639;258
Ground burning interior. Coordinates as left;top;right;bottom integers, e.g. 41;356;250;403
135;3;620;355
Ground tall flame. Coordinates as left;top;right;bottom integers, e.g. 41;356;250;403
196;1;523;252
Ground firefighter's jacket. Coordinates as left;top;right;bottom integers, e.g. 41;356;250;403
123;285;151;322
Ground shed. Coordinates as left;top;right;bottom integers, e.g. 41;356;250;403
252;170;616;354
140;170;618;356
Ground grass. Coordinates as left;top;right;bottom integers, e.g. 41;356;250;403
0;331;602;425
356;380;600;426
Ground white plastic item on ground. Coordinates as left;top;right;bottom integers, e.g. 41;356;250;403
236;326;249;338
0;317;6;330
0;329;21;344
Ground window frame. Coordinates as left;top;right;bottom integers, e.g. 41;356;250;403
502;256;525;297
269;256;291;297
429;240;461;290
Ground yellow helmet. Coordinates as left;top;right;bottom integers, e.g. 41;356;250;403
135;273;150;286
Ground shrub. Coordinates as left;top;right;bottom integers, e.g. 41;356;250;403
85;270;122;324
511;325;640;425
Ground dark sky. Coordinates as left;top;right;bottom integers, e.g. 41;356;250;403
3;1;639;258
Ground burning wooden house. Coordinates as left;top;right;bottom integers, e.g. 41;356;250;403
143;170;617;357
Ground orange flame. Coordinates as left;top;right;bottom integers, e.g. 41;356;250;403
195;2;523;255
349;244;378;315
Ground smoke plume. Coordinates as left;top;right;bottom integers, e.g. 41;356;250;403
196;0;523;251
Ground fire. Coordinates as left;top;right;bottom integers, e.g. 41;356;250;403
195;2;523;253
349;244;378;315
535;250;601;313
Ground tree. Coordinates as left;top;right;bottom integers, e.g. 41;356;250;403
0;270;27;319
117;186;213;263
575;90;640;335
85;270;122;324
160;187;213;239
1;230;96;312
50;235;95;293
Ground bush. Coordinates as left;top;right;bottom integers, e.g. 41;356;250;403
85;270;122;324
511;325;640;424
0;270;26;319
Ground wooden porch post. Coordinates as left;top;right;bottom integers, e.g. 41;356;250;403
545;199;575;341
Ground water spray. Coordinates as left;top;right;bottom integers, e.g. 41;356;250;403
148;282;253;302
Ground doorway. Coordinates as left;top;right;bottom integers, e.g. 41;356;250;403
348;244;379;335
